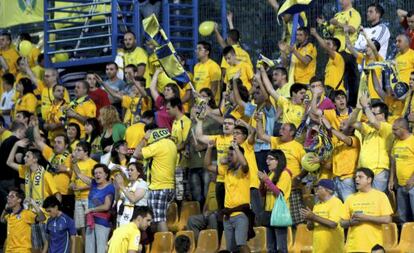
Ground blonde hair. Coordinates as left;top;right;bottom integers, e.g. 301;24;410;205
99;105;121;129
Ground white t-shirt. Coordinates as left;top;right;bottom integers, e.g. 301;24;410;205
120;179;149;206
354;22;390;59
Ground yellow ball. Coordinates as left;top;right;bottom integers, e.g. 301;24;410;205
301;152;320;172
199;21;215;36
19;40;33;57
54;52;69;62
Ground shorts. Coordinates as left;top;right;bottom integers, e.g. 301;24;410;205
31;223;46;249
74;199;88;229
148;189;174;222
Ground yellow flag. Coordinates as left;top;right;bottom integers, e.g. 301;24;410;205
0;0;44;28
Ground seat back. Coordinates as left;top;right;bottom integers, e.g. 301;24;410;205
382;223;398;249
291;224;313;252
287;226;293;251
247;227;267;253
179;201;201;230
195;229;219;253
218;231;227;251
167;202;179;231
150;232;174;253
398;222;414;250
175;230;195;253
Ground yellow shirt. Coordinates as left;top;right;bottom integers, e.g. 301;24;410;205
270;137;306;177
5;209;36;253
72;158;96;200
312;196;345;253
0;47;19;75
224;61;254;91
221;44;253;70
31;65;44;82
125;122;145;150
121;95;151;126
208;134;233;183
15;93;37;115
392;135;414;186
264;170;292;211
68;98;96;138
14;72;45;98
121;47;150;88
241;141;260;189
0;130;12;143
275;96;305;128
356;53;383;99
142;138;177;190
42;145;72;195
385;96;404;124
18;165;58;201
358;122;393;174
344;189;393;252
293;42;317;84
329;8;361;52
171;114;191;167
41;86;70;120
324;52;345;90
324;109;350;145
395;48;414;84
193;58;222;92
28;47;41;68
276;83;292;98
45;100;67;142
107;222;140;253
148;53;176;91
332;136;359;179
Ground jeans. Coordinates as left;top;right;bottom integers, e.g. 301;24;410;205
372;170;389;193
223;213;249;252
334;177;355;202
266;226;288;253
187;212;218;241
396;185;414;223
85;224;111;253
250;188;263;226
189;168;210;207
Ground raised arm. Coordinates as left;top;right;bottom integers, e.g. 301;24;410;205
345;32;359;58
361;27;380;59
204;140;217;173
71;160;92;186
236;119;256;145
214;23;228;49
31;117;47;151
232;141;248;173
359;91;381;130
256;112;271;143
7;139;29;171
227;11;234;30
260;66;279;100
321;117;353;146
311;28;336;59
371;70;386;100
266;0;280;14
291;45;312;65
99;78;123;101
132;130;151;160
195;118;210;144
231;73;246;109
149;68;162;101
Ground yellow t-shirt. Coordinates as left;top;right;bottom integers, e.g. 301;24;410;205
324;109;350;146
0;47;19;75
395;48;414;84
221;44;253;70
293;42;317;84
0;130;12;143
5;209;36;253
324;52;345;90
121;46;150;88
312;196;345;253
392;135;414;186
276;83;293;98
15;93;38;115
332;136;360;179
18;165;58;201
270;137;306;177
42;145;72;195
68;98;96;138
142;138;177;190
329;8;361;52
241;141;260;189
208;134;233;183
45;100;67;142
72;158;96;200
385;96;404;124
356;53;383;99
41;86;70;120
125;122;145;150
275;96;305;128
14;72;45;98
171;114;191;167
344;189;393;252
121;95;151;126
358;122;393;175
28;47;41;68
107;222;140;253
224;61;254;91
193;58;222;92
264;170;292;211
31;65;44;82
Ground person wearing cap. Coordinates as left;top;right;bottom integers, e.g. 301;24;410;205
340;168;393;252
300;179;345;253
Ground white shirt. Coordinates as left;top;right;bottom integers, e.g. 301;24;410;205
354;22;390;59
120;179;149;207
0;89;15;111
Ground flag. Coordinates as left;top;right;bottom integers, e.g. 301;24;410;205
156;43;190;86
277;0;314;17
0;0;44;28
142;14;169;47
256;54;275;68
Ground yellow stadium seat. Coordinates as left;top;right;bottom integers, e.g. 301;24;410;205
74;235;84;253
387;222;414;253
150;232;174;253
382;223;398;251
175;230;196;253
195;229;219;253
287;226;293;251
218;232;227;251
288;224;313;253
247;227;267;253
178;201;201;231
167;202;179;232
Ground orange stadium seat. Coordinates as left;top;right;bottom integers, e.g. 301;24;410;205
288;224;313;253
151;232;174;253
175;230;196;253
387;222;414;253
178;201;201;231
382;223;398;251
167;202;179;232
247;226;267;253
218;232;227;251
195;229;219;253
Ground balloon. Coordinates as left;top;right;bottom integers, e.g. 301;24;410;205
54;52;69;62
199;21;215;36
301;152;320;172
19;40;33;57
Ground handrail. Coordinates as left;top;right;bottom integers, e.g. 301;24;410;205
47;0;111;11
47;12;111;23
48;22;112;33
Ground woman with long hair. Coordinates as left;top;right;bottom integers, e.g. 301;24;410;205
114;162;149;227
67;122;81;153
14;77;37;115
98;105;126;153
258;149;292;253
85;117;102;160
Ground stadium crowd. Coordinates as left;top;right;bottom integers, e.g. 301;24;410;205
1;0;414;252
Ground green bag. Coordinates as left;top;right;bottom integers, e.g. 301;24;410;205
270;194;293;227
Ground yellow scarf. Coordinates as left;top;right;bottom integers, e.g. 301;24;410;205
24;166;45;206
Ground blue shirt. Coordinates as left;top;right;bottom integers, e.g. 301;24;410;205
88;180;115;227
46;213;76;253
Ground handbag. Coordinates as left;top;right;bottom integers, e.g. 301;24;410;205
270;194;293;227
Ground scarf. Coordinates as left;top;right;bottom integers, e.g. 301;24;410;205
47;151;70;174
25;166;45;207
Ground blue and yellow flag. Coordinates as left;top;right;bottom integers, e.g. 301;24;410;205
142;14;169;47
277;0;314;17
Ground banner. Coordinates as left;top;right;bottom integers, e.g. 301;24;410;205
0;0;44;28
